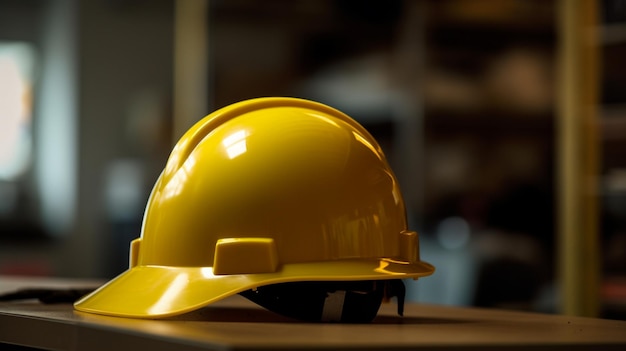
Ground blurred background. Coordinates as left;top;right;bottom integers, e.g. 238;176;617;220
1;0;625;319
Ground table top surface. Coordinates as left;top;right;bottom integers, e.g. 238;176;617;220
1;275;626;351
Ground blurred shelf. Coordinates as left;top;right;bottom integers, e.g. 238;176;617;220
599;0;626;316
602;276;626;320
601;105;626;139
600;23;626;45
426;0;554;31
424;109;554;136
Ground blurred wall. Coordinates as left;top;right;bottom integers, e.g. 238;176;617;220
72;0;174;277
0;0;174;277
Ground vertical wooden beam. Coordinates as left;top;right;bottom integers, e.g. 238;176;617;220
173;0;209;143
556;0;601;317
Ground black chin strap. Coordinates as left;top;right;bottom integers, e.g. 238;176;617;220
0;288;96;303
239;280;405;323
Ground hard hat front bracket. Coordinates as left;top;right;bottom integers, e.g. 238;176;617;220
213;237;279;275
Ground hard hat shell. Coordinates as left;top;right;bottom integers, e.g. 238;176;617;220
75;97;434;318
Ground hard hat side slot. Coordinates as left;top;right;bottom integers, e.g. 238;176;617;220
129;238;141;268
399;231;420;263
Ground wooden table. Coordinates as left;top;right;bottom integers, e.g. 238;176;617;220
1;275;626;350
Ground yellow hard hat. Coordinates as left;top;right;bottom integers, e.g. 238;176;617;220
75;97;434;321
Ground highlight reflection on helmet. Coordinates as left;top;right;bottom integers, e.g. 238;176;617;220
74;97;434;322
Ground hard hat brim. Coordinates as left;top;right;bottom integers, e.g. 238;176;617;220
74;259;434;318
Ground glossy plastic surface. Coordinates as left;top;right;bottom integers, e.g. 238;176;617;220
75;97;434;318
